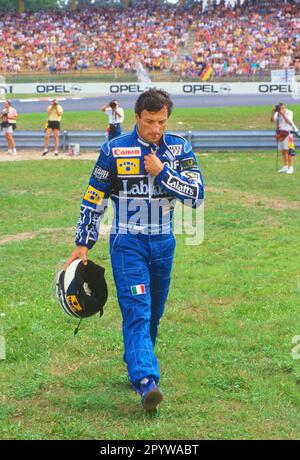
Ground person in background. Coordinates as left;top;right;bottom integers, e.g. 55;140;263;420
42;99;64;157
1;100;17;155
100;99;124;140
271;102;298;174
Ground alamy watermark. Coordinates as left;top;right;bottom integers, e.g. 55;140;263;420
291;335;300;360
82;197;205;246
291;75;300;101
0;75;6;101
0;313;6;360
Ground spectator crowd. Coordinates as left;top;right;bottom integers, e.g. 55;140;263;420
174;0;300;79
0;0;299;79
0;2;189;75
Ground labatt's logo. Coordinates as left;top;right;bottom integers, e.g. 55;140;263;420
166;176;196;197
124;180;149;195
113;147;141;157
122;179;166;196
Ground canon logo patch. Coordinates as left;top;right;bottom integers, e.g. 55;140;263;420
112;147;141;157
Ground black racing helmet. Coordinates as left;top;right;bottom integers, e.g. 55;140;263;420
55;259;108;318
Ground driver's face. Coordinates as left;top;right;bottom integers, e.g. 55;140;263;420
135;107;169;145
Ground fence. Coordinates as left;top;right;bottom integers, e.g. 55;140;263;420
0;130;298;152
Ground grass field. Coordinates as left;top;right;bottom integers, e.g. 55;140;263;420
0;151;299;440
5;104;300;132
2;73;266;84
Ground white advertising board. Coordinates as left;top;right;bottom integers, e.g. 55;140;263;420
0;81;298;96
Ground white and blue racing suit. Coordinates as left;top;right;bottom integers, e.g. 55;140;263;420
75;125;204;385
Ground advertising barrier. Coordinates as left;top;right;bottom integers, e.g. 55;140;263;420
0;82;299;96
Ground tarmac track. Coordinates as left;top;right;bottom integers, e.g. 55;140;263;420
8;94;298;114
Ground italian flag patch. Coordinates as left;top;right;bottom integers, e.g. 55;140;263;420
131;284;146;295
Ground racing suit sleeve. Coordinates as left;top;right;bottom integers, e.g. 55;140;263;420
75;143;114;249
155;141;204;208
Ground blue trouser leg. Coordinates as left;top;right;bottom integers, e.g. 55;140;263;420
110;232;175;384
149;235;175;347
114;124;122;137
109;124;122;140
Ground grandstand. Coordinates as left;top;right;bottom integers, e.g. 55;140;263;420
0;0;299;82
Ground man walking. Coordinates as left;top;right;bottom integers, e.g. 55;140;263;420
65;89;204;412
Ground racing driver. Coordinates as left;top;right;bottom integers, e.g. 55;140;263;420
65;88;204;412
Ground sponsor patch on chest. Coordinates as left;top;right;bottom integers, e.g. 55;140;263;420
112;147;141;157
116;158;140;175
162;159;180;170
167;144;182;156
119;178;168;197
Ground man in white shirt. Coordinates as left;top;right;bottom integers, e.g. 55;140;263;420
271;103;298;174
101;99;124;140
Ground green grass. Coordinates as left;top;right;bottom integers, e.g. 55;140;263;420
14;105;300;132
4;73;138;84
3;73;270;84
0;153;300;440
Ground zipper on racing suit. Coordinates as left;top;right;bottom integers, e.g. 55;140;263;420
148;145;159;203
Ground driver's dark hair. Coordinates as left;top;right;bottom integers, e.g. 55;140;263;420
135;88;173;117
